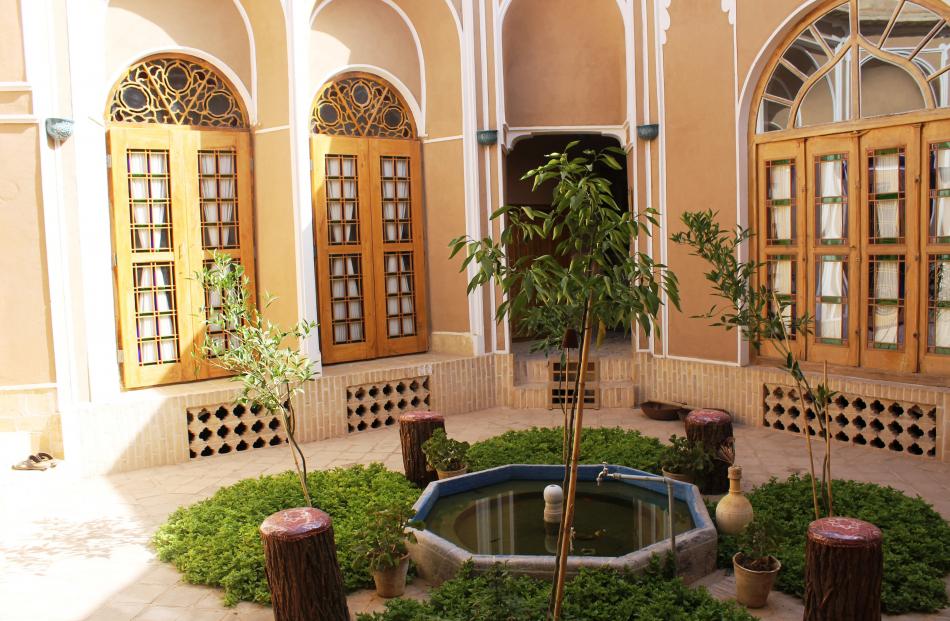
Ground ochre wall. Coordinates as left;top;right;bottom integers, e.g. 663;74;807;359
661;1;739;362
310;0;421;107
503;0;625;127
0;0;25;82
0;126;54;385
105;0;252;96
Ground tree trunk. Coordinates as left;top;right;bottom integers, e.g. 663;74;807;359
259;507;350;621
804;517;882;621
398;411;445;488
684;408;734;495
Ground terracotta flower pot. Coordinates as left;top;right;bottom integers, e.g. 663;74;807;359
733;552;780;609
661;468;694;484
436;465;468;479
373;555;410;598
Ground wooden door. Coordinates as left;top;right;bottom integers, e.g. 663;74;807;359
311;135;428;363
919;119;950;376
805;133;860;366
858;124;920;373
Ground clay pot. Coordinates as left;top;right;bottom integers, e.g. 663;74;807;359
641;401;686;421
715;465;754;535
733;553;780;609
436;465;468;479
661;468;694;484
373;555;410;598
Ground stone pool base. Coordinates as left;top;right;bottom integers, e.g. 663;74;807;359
409;464;718;585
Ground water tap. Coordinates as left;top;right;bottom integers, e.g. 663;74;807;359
596;462;610;486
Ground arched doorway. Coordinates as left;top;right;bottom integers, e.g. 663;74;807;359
310;72;429;364
106;55;255;388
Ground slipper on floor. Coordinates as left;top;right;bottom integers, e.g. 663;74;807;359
35;452;56;467
11;455;50;471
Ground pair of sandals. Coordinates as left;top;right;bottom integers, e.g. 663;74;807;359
11;452;57;471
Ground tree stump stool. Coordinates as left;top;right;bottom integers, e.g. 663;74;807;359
684;408;734;495
804;517;883;621
259;507;350;621
398;411;445;488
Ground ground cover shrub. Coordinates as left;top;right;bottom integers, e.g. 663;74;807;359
358;561;756;621
467;426;665;473
715;475;950;614
153;463;419;605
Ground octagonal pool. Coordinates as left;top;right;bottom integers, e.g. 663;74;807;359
409;464;717;584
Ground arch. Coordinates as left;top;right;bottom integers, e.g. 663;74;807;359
103;50;253;127
310;0;426;134
748;0;950;134
311;69;420;139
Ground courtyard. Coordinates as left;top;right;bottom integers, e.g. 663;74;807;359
3;404;949;621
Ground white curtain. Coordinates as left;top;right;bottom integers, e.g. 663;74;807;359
770;164;792;240
936;197;950;239
818;260;844;339
387;298;400;316
328;180;341;200
873;260;900;344
334;324;347;343
819;159;844;240
129;152;147;175
199;153;216;175
218;153;234;175
396;159;408;177
397;180;410;198
348;301;361;319
383;180;395;200
203;204;219;247
342;157;355;177
388;318;400;337
875;200;900;239
381;158;394;178
772;260;792;295
937;260;950;349
333;301;346;320
327;157;341;177
349;323;363;341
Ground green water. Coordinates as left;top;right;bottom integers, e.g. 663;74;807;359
424;480;694;556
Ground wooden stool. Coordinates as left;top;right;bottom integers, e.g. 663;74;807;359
260;508;350;621
398;411;445;488
684;408;734;494
804;517;883;621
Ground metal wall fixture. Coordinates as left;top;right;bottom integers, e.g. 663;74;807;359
45;117;74;141
476;129;498;145
636;124;659;141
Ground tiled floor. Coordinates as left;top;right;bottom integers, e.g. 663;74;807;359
2;406;949;621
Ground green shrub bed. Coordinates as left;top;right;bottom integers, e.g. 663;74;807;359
467;426;665;473
358;562;755;621
715;475;950;615
153;463;418;605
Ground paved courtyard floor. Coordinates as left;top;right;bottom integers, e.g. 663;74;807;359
2;406;949;621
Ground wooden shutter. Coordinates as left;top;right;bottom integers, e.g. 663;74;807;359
858;125;920;373
756;139;807;361
919;119;950;376
805;134;860;366
109;126;255;388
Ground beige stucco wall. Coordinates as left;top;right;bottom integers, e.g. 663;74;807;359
503;0;625;127
310;0;421;109
105;0;252;99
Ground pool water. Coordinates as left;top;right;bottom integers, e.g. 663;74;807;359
423;479;694;556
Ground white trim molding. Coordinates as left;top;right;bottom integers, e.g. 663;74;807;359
0;81;32;91
504;125;629;150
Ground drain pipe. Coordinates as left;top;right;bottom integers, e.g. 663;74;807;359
597;463;677;570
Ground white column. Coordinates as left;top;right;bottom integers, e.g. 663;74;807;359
461;0;486;355
287;0;322;373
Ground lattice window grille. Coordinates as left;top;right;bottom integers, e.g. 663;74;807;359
763;383;937;458
347;376;430;433
187;402;286;459
109;57;247;128
548;360;600;410
311;73;415;139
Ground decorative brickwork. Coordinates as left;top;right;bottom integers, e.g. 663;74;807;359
187;402;286;458
763;383;938;458
346;376;430;433
548;359;600;410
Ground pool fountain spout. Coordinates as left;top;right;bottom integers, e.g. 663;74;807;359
597;463;677;568
543;484;564;537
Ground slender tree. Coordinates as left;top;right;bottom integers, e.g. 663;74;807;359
672;210;836;519
195;253;317;506
450;143;679;620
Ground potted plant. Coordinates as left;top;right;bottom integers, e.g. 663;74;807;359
660;435;713;484
421;429;470;479
356;506;420;598
733;516;781;609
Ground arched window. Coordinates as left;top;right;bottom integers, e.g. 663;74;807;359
309;72;428;363
106;56;255;388
752;0;950;377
